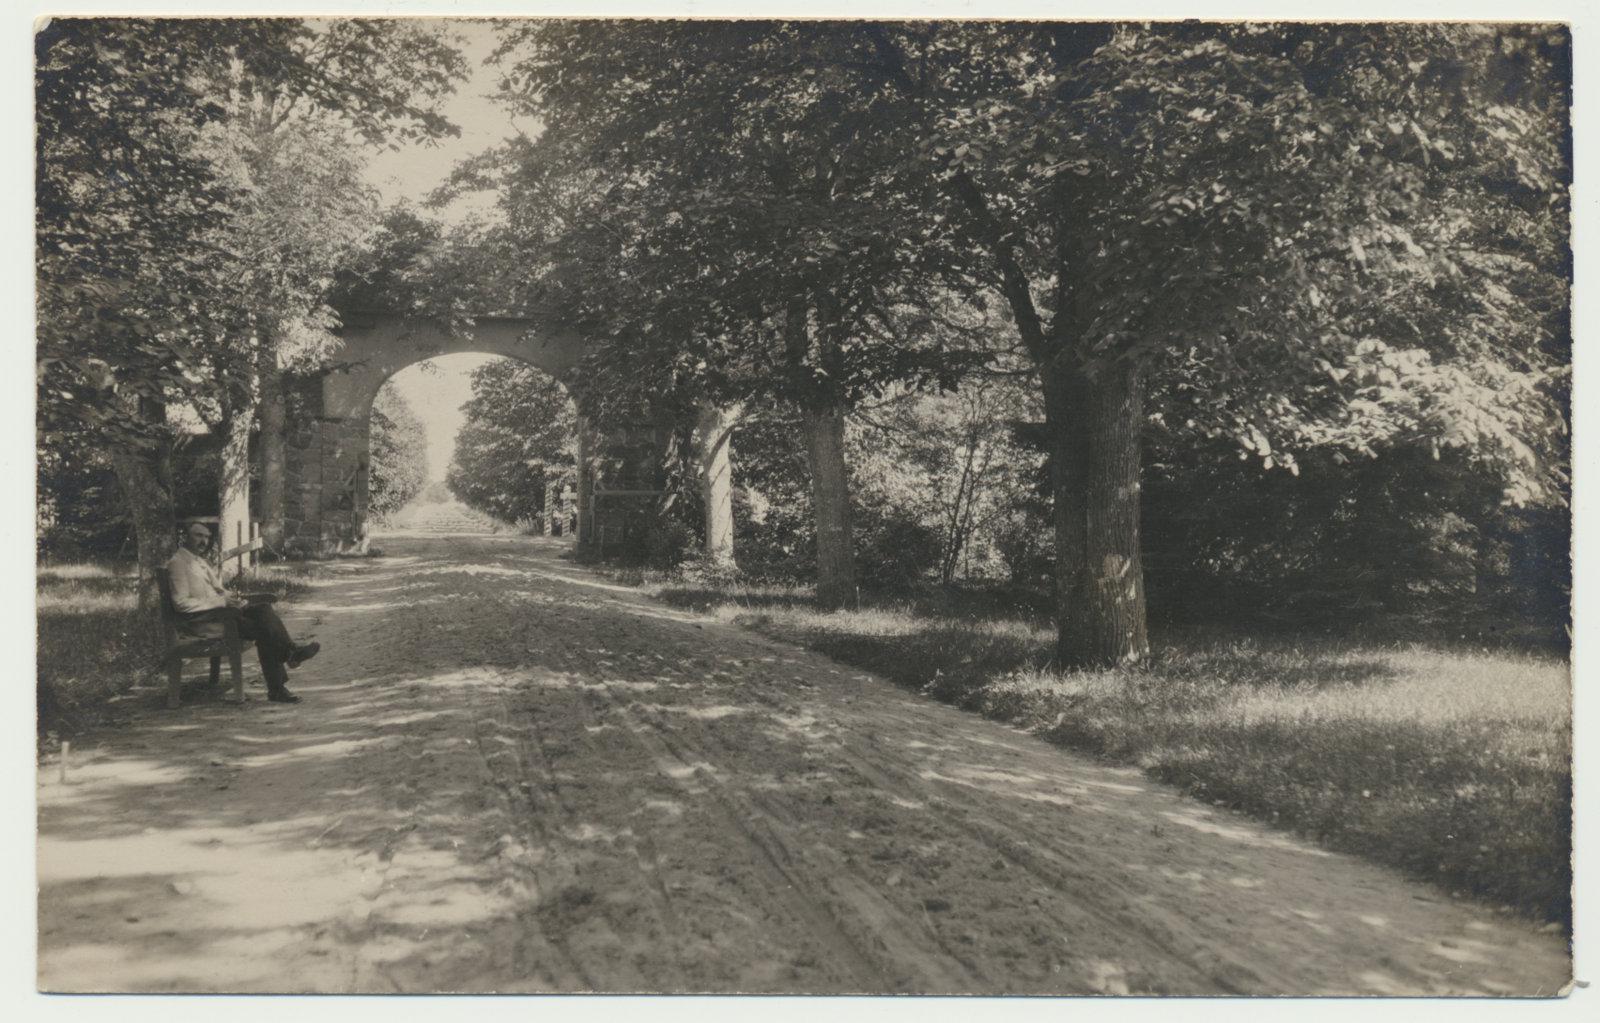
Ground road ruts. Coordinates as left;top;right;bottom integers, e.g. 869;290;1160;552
36;534;1573;995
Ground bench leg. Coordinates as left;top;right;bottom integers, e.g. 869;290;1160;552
208;656;222;688
231;649;245;703
166;656;183;709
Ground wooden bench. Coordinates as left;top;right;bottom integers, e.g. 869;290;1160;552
155;567;250;709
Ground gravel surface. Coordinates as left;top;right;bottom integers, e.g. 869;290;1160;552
36;534;1573;994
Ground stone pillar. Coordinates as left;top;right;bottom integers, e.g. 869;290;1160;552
695;402;741;569
279;373;325;556
316;413;372;554
218;413;252;580
575;415;596;546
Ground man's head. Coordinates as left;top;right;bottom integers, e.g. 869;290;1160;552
181;522;213;556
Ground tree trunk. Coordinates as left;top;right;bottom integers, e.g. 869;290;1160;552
218;410;253;580
575;415;595;545
803;403;857;609
257;343;287;554
786;295;857;609
1043;360;1151;669
108;436;176;612
939;432;981;585
695;402;741;571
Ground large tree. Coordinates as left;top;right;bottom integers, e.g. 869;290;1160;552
464;22;1567;659
196;19;468;549
478;21;981;605
38;19;265;595
863;23;1569;665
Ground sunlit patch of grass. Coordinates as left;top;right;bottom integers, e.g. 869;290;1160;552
37;562;122;581
630;574;1572;925
231;560;323;602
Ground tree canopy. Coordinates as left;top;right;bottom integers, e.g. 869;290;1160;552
470;20;1568;662
369;381;429;521
37;17;468;446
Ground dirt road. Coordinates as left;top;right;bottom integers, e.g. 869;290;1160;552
36;534;1572;994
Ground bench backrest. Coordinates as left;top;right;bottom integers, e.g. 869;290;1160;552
153;567;180;629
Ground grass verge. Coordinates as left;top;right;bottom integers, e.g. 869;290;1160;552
36;560;323;739
629;572;1572;926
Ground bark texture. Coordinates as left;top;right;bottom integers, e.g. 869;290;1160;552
1044;361;1151;668
575;415;595;545
695;403;741;570
257;349;287;553
218;412;253;579
803;403;857;610
786;297;858;609
108;438;176;611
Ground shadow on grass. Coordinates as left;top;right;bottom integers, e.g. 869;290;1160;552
1047;712;1573;927
652;581;1058;628
719;603;1568;927
38;599;161;738
732;608;1401;703
655;587;815;614
1149;644;1402;691
36;574;137;598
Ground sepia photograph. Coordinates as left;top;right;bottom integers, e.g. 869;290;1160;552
27;1;1582;1002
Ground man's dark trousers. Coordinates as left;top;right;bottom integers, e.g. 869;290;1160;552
184;605;296;690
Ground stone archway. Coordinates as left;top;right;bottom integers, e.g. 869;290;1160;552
281;310;589;554
277;308;741;564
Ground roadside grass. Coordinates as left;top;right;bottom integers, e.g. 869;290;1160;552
626;571;1572;925
36;560;323;738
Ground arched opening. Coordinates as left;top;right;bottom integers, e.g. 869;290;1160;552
277;310;590;554
372;353;579;539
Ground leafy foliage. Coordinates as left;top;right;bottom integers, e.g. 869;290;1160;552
462;21;992;430
872;22;1569;483
36;19;257;448
368;382;429;521
467;21;1567;658
36;441;129;560
36;18;469;446
446;360;577;523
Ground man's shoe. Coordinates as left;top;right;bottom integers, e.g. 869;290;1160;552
286;642;321;669
267;689;301;704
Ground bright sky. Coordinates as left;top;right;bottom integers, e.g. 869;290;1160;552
386;353;499;483
360;20;535;484
361;19;536;211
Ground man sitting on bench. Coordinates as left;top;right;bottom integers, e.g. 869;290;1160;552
167;522;320;704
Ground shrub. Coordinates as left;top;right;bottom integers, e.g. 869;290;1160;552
644;518;695;570
856;511;941;589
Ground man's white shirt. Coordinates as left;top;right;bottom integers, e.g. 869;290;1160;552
166;547;228;614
